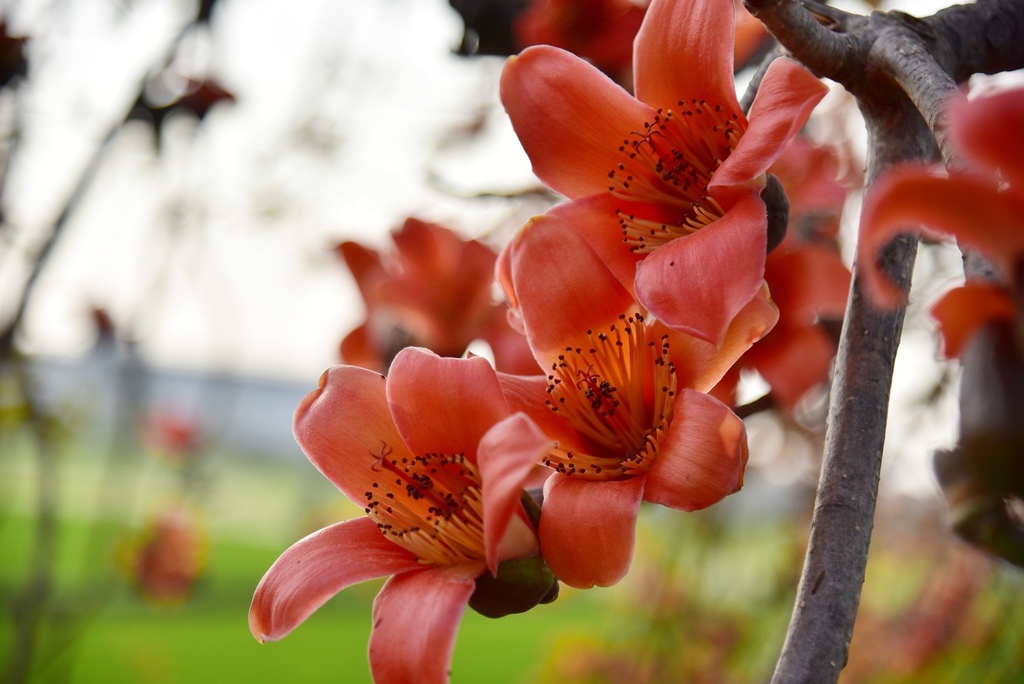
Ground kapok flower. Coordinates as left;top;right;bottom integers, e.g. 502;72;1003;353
249;348;555;684
500;0;826;344
119;503;207;605
496;214;778;588
858;87;1024;357
715;137;854;412
337;217;536;374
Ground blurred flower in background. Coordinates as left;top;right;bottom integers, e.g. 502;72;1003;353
336;217;536;374
119;503;208;606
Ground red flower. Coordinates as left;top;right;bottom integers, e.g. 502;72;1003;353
500;0;825;344
120;504;207;605
496;214;777;588
858;87;1024;358
140;407;204;462
717;137;854;411
337;218;536;374
249;349;554;683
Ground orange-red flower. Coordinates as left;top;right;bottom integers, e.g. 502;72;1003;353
500;0;825;344
858;87;1024;358
496;214;777;588
337;217;536;374
249;348;554;684
716;137;854;411
120;503;207;605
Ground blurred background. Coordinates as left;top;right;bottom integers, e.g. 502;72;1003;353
1;0;1022;682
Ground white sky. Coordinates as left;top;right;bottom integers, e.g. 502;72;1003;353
2;0;540;380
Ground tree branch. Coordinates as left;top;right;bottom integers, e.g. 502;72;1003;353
740;0;1024;680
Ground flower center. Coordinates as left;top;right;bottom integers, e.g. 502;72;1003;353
363;448;486;566
607;99;745;254
543;312;678;480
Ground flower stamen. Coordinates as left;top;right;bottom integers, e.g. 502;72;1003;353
543;312;677;480
607;100;743;253
364;449;486;566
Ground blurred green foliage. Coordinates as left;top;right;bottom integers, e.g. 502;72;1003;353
3;426;1023;683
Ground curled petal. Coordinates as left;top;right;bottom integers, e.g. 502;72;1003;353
478;413;550;574
386;348;509;461
652;284;778;393
634;194;768;344
711;58;828;207
634;0;737;112
294;366;411;502
369;563;482;684
858;167;1024;307
644;389;748;511
500;46;655;199
249;517;421;643
930;283;1016;359
539;474;645;589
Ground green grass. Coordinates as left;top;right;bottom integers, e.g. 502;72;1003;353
0;444;601;684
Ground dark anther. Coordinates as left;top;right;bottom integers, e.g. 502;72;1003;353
763;173;790;254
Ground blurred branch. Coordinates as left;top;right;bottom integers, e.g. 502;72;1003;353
741;0;1024;681
4;359;60;684
0;2;217;359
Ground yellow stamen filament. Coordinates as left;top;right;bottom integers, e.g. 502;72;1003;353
543;312;678;480
606;99;745;253
364;451;486;566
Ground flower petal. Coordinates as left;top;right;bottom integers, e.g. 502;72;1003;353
386;348;509;462
950;88;1024;191
633;0;738;112
549;195;644;294
634;194;768;344
506;214;637;361
369;563;482;684
858;167;1024;307
496;371;598;457
766;244;850;325
339;322;383;371
930;283;1016;359
655;283;779;393
710;58;827;207
249;517;421;643
478;413;552;574
538;473;645;588
746;323;837;410
294;366;411;503
644;389;748;511
500;45;656;199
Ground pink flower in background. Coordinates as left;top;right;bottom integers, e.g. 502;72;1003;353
337;217;536;374
120;504;207;605
249;348;554;684
500;0;825;343
140;407;204;462
496;214;777;588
